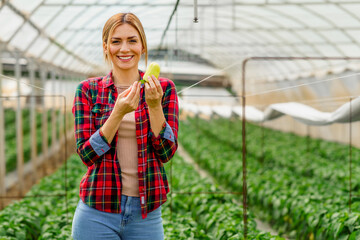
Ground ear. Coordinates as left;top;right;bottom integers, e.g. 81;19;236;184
103;41;108;54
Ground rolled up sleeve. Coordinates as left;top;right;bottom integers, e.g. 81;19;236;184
149;80;179;163
72;81;111;166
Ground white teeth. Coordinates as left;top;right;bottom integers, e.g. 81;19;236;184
119;56;132;60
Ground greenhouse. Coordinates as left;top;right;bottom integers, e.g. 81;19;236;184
1;0;360;239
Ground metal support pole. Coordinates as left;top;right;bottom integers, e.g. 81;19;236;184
51;70;57;166
0;47;6;208
241;59;248;240
41;69;48;176
213;0;217;43
15;51;24;196
232;0;236;30
306;125;310;154
29;60;37;184
58;74;64;166
260;122;265;164
349;97;353;213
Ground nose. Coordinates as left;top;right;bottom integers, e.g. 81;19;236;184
120;42;130;52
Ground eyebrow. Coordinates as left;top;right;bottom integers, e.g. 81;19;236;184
111;36;138;40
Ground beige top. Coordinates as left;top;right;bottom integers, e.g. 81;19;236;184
116;86;139;197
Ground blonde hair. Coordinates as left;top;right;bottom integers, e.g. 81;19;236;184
102;13;148;66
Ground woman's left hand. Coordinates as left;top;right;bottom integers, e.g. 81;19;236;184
144;75;163;109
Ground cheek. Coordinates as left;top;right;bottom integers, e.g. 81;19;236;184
135;45;143;55
109;46;119;56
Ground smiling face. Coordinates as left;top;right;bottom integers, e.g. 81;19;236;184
103;23;144;72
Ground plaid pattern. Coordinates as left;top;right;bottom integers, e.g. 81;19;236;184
72;71;178;219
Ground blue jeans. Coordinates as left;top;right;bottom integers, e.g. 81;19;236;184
71;195;164;240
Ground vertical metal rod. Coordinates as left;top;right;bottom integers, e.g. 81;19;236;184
200;7;204;55
175;6;178;59
232;0;236;30
58;74;64;166
15;51;24;196
170;150;173;222
196;113;200;161
193;0;198;22
51;70;57;166
241;59;248;240
349;97;352;213
306;125;310;154
261;122;264;164
213;0;217;43
0;46;5;209
41;69;48;176
29;60;37;184
62;95;69;224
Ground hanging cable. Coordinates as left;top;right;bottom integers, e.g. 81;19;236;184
0;73;45;91
158;0;180;50
193;0;199;23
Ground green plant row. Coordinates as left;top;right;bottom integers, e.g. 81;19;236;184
4;108;68;173
179;116;360;240
0;152;283;239
0;154;81;240
163;152;284;239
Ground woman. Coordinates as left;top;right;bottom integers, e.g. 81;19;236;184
71;12;178;240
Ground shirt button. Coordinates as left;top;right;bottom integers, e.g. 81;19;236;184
136;118;139;121
138;153;142;157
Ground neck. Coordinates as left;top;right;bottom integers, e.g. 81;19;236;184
112;67;140;86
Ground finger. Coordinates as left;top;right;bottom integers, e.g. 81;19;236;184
144;78;151;91
154;77;163;93
131;81;141;101
126;81;139;98
119;85;132;98
148;75;157;89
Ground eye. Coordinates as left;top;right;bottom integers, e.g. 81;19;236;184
129;39;137;43
111;40;120;44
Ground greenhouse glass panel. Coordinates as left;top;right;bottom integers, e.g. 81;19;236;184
9;23;38;51
73;0;98;4
295;30;326;44
341;4;360;19
293;44;320;56
41;44;60;62
57;31;75;45
268;5;330;28
67;6;105;30
346;30;360;43
96;0;119;4
53;51;68;66
45;6;86;37
337;44;360;57
274;30;303;44
27;37;51;57
10;0;42;13
316;44;343;57
319;30;352;44
61;55;74;68
30;6;62;28
304;4;360;28
0;6;24;42
45;0;72;4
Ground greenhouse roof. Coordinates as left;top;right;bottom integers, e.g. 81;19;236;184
1;0;360;82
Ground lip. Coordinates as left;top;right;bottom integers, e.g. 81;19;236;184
117;55;134;62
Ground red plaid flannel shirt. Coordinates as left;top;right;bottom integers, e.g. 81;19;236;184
72;71;178;219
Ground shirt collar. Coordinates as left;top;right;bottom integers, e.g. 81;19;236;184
102;70;145;88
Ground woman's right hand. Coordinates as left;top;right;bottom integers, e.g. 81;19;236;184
114;81;141;117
